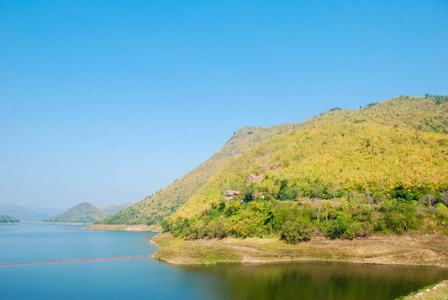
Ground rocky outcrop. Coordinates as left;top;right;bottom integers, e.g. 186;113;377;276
246;174;264;185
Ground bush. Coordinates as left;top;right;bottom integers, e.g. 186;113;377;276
422;194;438;207
349;221;373;237
380;199;418;233
230;221;250;238
226;201;241;216
437;203;448;219
324;216;350;239
281;219;312;243
204;219;228;238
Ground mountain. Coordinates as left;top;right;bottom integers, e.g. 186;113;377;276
0;214;20;224
22;205;66;217
102;203;133;215
0;204;50;221
97;123;300;225
163;95;448;240
44;202;108;224
173;96;448;217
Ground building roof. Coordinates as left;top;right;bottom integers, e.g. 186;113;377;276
224;190;241;196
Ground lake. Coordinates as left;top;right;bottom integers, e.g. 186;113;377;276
1;223;447;299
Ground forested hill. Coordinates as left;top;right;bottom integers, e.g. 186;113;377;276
44;202;107;223
97;123;300;225
0;215;20;224
163;96;448;240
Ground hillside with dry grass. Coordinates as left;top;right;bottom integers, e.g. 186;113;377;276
164;96;448;241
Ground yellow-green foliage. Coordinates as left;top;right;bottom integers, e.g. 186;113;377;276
98;123;300;224
172;96;448;220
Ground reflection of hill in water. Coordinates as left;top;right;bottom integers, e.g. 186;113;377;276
183;262;448;300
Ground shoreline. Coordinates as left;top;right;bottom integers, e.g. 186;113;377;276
400;280;448;299
85;224;162;232
150;232;448;268
40;222;91;225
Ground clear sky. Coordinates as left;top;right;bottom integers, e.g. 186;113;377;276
1;0;447;210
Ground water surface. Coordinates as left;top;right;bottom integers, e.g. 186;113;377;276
1;223;447;299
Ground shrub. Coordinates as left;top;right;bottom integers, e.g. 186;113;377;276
205;220;228;238
380;200;418;233
281;219;313;243
423;194;438;207
437;204;448;219
226;201;241;216
324;216;350;239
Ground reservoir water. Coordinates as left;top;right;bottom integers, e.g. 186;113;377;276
1;223;447;299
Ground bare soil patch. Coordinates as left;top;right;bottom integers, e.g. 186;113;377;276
151;233;448;267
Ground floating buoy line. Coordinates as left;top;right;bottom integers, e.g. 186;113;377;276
1;255;145;266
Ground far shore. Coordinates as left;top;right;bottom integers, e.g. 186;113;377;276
85;224;162;232
150;232;448;268
40;222;92;225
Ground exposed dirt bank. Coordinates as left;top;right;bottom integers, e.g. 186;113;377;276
151;233;448;267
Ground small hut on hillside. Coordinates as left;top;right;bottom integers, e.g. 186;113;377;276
224;190;241;204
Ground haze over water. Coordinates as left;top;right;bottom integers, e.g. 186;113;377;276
1;223;447;300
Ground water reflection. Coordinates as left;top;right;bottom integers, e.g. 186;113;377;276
183;262;448;300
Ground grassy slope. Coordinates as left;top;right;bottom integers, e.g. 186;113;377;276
172;96;448;220
44;202;107;223
98;123;300;225
397;280;448;299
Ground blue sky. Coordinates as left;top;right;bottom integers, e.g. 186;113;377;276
1;0;447;209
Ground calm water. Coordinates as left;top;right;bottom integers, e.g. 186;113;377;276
1;223;447;300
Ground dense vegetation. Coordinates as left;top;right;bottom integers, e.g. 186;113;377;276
163;96;448;241
0;214;20;224
97;123;300;225
165;196;448;243
44;202;107;223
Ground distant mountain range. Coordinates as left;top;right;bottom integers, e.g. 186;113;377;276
0;204;50;221
22;205;66;218
43;202;108;224
0;201;132;224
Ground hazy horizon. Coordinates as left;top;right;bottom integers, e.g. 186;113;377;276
1;0;447;209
